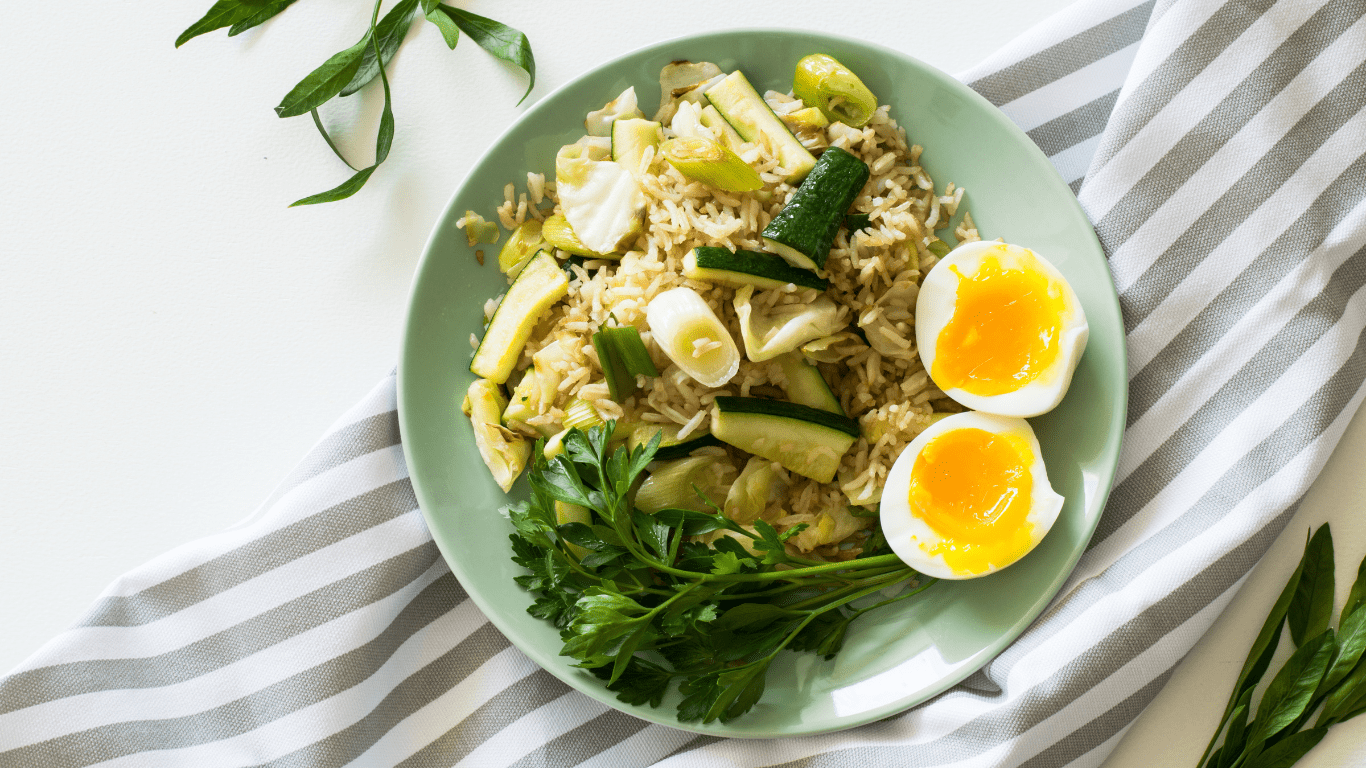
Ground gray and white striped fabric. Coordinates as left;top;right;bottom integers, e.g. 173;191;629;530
4;0;1365;765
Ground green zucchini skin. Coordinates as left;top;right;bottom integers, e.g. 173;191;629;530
713;397;859;437
761;147;870;270
653;434;724;461
685;247;829;291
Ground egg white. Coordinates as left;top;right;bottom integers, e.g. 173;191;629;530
915;241;1089;418
880;411;1063;580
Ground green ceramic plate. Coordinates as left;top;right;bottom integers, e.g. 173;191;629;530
399;29;1126;738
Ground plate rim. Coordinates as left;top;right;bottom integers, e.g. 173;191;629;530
398;26;1127;738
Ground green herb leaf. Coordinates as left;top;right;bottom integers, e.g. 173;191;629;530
436;6;536;103
1319;602;1366;697
654;508;731;537
1288;525;1335;647
309;109;360;172
340;0;420;97
289;164;378;206
228;0;296;36
597;656;673;707
1244;726;1327;768
1343;551;1366;624
424;5;461;49
561;588;649;662
275;36;370;118
788;609;852;659
1198;545;1306;767
710;551;745;576
1212;686;1255;768
1318;650;1366;727
1247;629;1335;754
176;1;260;48
714;603;794;632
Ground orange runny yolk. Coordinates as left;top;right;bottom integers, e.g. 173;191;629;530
933;250;1065;396
908;427;1036;575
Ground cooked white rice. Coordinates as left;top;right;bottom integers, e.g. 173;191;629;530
476;97;980;561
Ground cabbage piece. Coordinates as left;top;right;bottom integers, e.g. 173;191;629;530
555;137;646;254
801;331;868;363
462;379;531;492
733;285;846;362
861;272;919;359
723;456;787;524
634;455;736;514
585;87;644;136
503;341;569;436
788;509;867;553
652;61;725;124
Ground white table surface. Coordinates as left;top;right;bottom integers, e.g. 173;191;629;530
3;1;1363;765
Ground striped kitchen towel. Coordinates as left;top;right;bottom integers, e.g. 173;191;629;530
3;0;1365;765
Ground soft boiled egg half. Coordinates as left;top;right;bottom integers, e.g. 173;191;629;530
916;241;1088;418
880;411;1063;579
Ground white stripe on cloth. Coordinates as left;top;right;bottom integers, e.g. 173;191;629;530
88;606;520;768
0;559;451;749
1049;133;1107;185
1079;0;1335;220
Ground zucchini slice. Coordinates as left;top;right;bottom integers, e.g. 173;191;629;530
610;118;662;175
711;397;858;482
470;250;569;384
704;71;817;182
777;352;843;414
761;147;870;270
626;422;724;461
683;247;828;291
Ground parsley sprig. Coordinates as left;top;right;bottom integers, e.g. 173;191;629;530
176;0;535;206
507;422;935;723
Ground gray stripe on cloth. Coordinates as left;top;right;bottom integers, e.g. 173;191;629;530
81;476;418;628
1017;667;1176;768
271;409;403;498
505;710;653;768
1095;254;1366;546
969;1;1155;107
254;622;519;768
1026;89;1121;159
764;486;1326;768
1085;0;1279;174
1127;151;1366;423
0;540;440;716
0;572;466;768
1070;177;1085;195
1106;4;1366;330
390;669;573;768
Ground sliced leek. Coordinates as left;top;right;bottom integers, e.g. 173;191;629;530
456;211;499;247
562;398;604;430
661;137;763;192
497;219;544;276
585;87;644;136
792;54;878;128
645;287;740;388
634;455;735;514
927;240;951;257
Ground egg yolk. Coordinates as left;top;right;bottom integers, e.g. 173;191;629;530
933;250;1065;396
907;427;1036;575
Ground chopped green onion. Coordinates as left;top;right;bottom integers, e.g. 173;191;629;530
458;210;500;247
792;54;878;128
542;214;602;257
592;329;636;401
927;240;951;257
562;398;604;430
661;137;763;192
603;326;659;378
497;219;544;276
844;213;872;232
